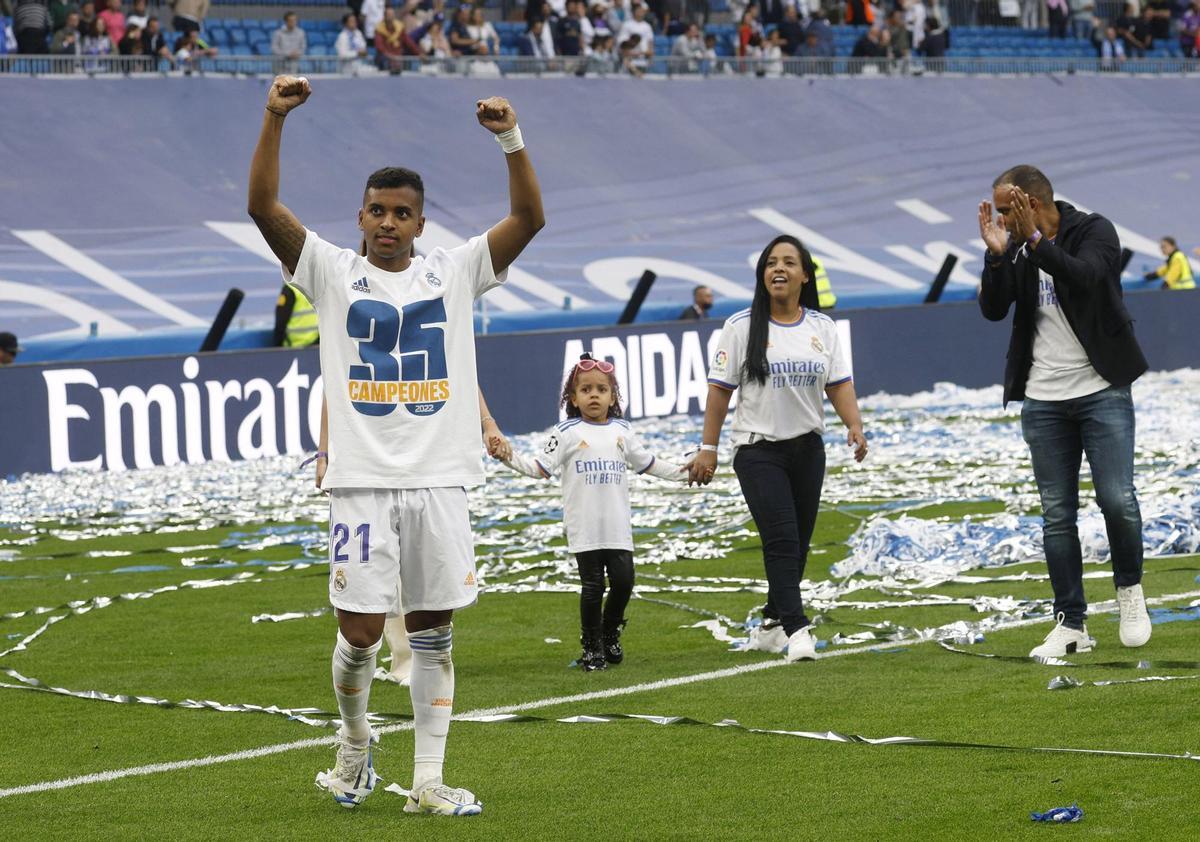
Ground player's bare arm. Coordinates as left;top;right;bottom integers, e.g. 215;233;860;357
477;97;546;277
248;75;312;275
315;395;329;491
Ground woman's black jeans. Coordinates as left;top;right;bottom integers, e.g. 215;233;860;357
733;433;826;636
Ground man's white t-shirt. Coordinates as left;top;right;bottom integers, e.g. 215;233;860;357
507;417;685;553
1024;267;1110;400
708;308;851;452
360;0;384;37
285;230;505;489
618;18;655;55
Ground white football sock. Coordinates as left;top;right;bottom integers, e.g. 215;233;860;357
332;631;381;748
383;615;413;682
407;624;455;791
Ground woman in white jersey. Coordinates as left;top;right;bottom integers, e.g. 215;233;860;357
688;235;868;662
502;353;687;671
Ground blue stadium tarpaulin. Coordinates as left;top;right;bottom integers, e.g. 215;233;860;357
1;76;1197;345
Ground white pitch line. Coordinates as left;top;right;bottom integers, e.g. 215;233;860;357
0;660;780;800
895;199;952;225
12;230;206;327
5;588;1199;800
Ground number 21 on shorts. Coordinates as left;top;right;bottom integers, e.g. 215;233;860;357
331;522;370;563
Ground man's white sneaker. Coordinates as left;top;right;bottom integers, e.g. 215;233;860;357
315;738;379;808
1029;613;1095;659
1117;583;1152;648
748;620;788;654
403;782;483;816
784;626;817;662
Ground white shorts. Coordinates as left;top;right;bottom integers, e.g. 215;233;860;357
326;487;478;615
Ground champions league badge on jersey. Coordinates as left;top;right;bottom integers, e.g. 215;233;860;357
811;336;824;353
544;434;558;454
425;271;442;288
333;568;347;593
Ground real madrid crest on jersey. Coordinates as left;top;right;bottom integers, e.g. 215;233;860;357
425;271;442;288
333;568;347;593
811;335;824;353
616;436;625;453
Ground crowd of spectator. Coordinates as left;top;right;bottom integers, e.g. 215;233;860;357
503;0;949;74
3;0;217;68
3;0;1196;69
1013;0;1198;58
1094;0;1200;62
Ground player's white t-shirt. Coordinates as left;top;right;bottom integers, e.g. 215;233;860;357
708;308;851;452
285;229;505;489
1024;267;1110;401
507;417;685;553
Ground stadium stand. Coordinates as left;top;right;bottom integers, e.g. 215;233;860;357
3;0;1195;64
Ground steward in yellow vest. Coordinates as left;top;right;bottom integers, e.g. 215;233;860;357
273;284;319;347
1143;237;1195;290
812;256;837;309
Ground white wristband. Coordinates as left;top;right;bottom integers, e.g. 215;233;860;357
495;125;525;154
699;444;719;453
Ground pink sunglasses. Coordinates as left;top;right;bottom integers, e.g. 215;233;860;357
575;357;614;373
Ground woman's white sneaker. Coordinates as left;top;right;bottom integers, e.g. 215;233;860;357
1117;584;1152;647
1029;613;1095;659
784;626;817;662
749;620;788;654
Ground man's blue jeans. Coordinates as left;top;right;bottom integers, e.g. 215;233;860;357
1021;385;1144;628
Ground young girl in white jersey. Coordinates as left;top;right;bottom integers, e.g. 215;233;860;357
502;353;687;671
688;234;868;663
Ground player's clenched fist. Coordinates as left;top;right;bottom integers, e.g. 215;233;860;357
475;97;516;134
267;75;312;116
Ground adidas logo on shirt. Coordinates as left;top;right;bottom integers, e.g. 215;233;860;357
351;276;371;294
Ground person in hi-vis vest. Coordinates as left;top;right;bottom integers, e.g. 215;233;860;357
1143;237;1195;290
273;282;320;346
812;256;837;309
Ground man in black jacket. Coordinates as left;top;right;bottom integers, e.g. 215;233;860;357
678;284;713;320
978;164;1151;659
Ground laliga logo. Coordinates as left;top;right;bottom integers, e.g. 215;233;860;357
425;271;442;288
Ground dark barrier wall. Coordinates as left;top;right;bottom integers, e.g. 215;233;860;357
2;290;1195;476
